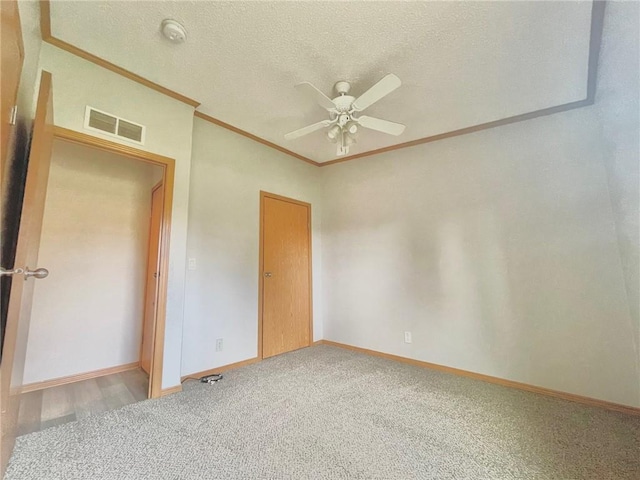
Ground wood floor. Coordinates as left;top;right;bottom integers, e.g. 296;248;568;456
17;368;149;436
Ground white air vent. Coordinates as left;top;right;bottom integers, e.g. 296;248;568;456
84;106;145;145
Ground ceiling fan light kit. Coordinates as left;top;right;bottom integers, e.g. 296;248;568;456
326;124;341;142
285;74;406;156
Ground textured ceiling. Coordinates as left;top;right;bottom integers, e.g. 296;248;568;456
49;1;593;163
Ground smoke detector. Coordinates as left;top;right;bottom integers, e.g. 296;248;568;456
161;19;187;43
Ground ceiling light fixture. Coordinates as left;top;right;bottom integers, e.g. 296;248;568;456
343;132;356;146
285;74;405;157
326;124;341;142
345;121;358;135
161;19;187;44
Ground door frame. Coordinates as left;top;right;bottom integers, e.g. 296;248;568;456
258;191;313;359
0;0;24;186
51;126;175;399
139;180;163;375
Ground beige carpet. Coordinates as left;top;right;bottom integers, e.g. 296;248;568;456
7;345;640;479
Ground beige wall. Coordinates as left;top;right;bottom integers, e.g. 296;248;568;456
24;140;162;384
595;1;639;341
36;43;195;389
320;3;639;408
182;118;323;376
13;2;636;405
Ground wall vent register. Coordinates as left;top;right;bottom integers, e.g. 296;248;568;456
84;106;146;145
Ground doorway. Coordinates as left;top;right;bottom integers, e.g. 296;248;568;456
48;127;175;401
16;137;165;434
259;191;312;359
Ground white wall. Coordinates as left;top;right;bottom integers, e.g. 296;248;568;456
37;44;194;388
181;118;322;376
24;141;161;384
595;1;639;345
320;4;639;408
20;3;637;404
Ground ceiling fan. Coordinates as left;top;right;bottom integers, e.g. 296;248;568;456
285;74;406;156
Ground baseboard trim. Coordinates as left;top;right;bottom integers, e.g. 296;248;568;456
181;357;261;382
160;385;183;397
317;340;640;416
21;362;140;394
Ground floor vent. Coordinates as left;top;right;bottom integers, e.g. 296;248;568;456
84;106;145;145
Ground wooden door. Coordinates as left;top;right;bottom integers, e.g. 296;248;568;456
0;71;54;475
0;0;24;179
260;193;312;359
140;183;163;375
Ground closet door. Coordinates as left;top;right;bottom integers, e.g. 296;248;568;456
260;192;312;359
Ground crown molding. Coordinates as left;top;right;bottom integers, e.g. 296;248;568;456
39;1;200;108
39;0;605;168
322;0;605;166
194;112;319;166
320;99;592;167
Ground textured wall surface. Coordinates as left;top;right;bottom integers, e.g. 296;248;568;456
182;118;322;376
24;141;161;384
37;43;195;389
47;1;592;162
320;4;639;407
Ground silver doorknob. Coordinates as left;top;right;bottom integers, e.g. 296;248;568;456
264;272;272;278
23;267;49;279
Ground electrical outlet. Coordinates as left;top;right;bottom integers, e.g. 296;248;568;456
215;338;223;352
188;258;197;270
404;331;412;344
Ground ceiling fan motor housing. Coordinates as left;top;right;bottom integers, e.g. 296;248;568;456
333;95;355;113
334;81;351;95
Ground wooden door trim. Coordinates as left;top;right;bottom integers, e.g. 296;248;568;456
139;180;163;374
258;191;313;360
1;0;25;184
51;126;174;399
261;191;312;209
7;0;24;58
52;127;174;165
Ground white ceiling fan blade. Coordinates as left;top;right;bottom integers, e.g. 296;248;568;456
352;74;402;112
357;115;406;136
284;120;331;140
295;82;336;110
